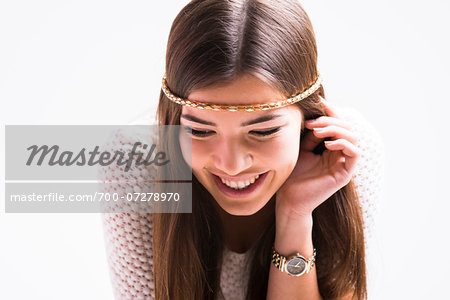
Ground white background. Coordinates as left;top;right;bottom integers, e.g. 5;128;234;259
1;0;449;299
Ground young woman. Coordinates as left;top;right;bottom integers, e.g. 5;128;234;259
101;1;383;299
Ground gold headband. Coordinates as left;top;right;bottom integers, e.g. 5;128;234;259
161;73;323;112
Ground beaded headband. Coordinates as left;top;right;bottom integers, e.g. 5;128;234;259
161;73;323;112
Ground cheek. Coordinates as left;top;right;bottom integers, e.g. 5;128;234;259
179;139;220;171
261;137;300;168
266;131;301;177
246;129;300;168
191;143;209;168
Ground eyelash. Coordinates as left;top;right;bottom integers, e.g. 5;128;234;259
184;127;281;137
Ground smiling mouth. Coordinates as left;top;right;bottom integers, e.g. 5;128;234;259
210;171;269;198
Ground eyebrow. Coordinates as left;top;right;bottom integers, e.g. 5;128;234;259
180;113;283;127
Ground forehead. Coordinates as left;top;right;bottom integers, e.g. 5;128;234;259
187;74;284;106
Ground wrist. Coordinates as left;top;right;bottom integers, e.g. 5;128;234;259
274;213;314;256
274;193;315;255
275;192;314;222
275;212;313;234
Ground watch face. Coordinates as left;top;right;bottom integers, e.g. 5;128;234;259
285;256;307;276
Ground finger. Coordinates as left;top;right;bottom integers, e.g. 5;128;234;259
304;116;352;131
312;125;358;145
301;129;323;152
324;139;360;173
319;97;341;118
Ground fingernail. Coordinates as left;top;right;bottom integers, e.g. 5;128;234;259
313;128;322;133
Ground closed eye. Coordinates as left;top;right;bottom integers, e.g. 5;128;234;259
184;127;281;137
250;128;281;136
184;127;213;137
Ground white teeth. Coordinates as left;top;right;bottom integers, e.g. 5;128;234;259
219;174;261;190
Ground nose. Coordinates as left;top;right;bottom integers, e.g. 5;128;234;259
213;137;253;176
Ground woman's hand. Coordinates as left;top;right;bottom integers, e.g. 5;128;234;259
275;97;360;220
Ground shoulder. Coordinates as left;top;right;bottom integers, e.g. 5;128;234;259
338;106;385;240
98;111;159;187
338;106;385;186
339;106;384;152
337;106;385;184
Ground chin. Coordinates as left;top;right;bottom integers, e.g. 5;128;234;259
217;199;269;216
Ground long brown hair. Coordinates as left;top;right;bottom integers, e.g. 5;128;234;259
152;0;367;299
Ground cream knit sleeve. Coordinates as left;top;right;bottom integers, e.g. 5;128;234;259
98;128;157;300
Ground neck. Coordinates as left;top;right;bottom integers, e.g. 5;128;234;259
212;196;275;254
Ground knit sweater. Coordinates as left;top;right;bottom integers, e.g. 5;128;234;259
99;107;384;300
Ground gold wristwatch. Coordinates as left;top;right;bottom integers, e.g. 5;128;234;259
271;246;316;276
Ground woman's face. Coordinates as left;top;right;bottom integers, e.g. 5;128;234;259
179;74;303;216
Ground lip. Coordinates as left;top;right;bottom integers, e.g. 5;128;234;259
211;171;269;199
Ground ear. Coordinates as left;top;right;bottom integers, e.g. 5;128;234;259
312;137;332;155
